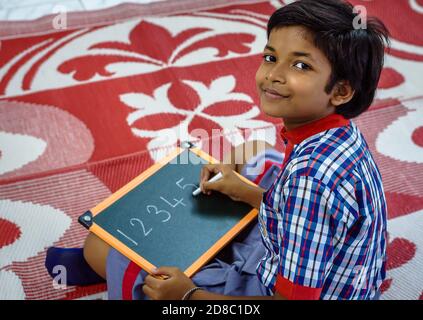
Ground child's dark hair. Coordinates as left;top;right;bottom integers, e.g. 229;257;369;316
267;0;390;118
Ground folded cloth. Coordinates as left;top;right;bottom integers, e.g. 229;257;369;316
241;148;284;189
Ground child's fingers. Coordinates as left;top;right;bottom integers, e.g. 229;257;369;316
202;164;217;179
144;273;162;288
201;164;220;192
142;284;157;300
201;164;233;194
200;167;211;191
202;179;224;193
204;164;226;175
153;266;179;277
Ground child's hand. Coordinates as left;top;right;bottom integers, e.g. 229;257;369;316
143;267;196;300
200;164;248;202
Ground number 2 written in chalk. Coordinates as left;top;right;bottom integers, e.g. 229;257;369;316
115;193;188;246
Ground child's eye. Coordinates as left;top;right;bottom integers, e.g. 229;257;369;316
262;54;276;63
293;61;311;70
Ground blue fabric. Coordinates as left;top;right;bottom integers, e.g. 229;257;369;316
45;247;105;286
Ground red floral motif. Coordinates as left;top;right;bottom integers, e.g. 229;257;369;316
188;114;225;134
386;237;416;270
412;127;423;148
378;67;405;89
173;33;255;62
380;279;392;293
58;20;256;81
385;192;423;220
121;74;279;162
129;79;258;135
132;113;187;131
0;38;55;95
58;55;154;82
202;100;255;117
0;218;21;249
167;80;201;111
381;235;417;293
91;21;210;64
206;89;255;120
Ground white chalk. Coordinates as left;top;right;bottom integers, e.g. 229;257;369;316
192;172;223;196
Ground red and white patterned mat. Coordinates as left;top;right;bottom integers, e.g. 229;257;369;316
0;0;422;300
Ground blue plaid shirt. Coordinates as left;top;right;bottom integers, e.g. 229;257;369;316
256;114;387;300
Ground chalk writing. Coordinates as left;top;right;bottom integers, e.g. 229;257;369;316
115;177;199;245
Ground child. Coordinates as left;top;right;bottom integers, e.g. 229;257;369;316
46;0;389;300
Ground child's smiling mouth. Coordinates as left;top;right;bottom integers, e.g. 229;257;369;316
262;88;291;100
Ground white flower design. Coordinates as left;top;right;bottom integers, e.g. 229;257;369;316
120;75;275;161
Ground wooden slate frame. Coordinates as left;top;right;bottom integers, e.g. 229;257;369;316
79;147;258;277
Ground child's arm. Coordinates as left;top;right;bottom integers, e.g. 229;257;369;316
200;164;265;209
237;182;265;209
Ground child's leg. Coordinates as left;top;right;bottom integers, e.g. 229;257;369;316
83;233;111;279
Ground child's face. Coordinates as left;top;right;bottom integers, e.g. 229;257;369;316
255;26;336;128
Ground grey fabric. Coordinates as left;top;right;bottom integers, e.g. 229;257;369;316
191;221;271;297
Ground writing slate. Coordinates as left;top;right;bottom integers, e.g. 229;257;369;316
78;147;258;277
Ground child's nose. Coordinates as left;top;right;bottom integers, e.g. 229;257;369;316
265;65;286;84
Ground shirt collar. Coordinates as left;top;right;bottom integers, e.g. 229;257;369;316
280;113;350;145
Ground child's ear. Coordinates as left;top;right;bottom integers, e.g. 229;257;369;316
330;81;355;107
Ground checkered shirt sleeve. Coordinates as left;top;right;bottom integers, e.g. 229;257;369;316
277;175;337;290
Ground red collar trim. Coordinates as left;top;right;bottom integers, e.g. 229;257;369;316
280;113;349;145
